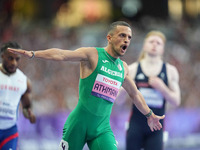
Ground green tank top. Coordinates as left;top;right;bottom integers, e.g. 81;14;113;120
78;47;124;116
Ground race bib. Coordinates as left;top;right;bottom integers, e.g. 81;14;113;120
139;88;164;108
59;140;69;150
91;74;121;103
0;103;16;120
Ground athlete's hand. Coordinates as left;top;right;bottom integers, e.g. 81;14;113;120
149;77;166;92
7;48;33;58
23;108;36;123
147;113;165;132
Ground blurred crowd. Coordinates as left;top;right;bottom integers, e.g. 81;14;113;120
1;16;200;116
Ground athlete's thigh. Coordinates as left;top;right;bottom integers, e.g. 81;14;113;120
0;125;18;150
59;133;86;150
126;125;144;150
88;131;117;150
60;108;88;150
59;126;86;150
144;130;163;150
1;137;18;150
59;138;86;150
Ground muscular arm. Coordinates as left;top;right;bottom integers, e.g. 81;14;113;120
165;65;181;106
21;79;36;123
122;75;151;115
34;48;90;61
8;47;93;62
8;47;98;78
121;62;150;115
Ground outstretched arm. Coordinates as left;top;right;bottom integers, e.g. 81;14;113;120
7;47;90;62
8;47;98;79
21;79;36;123
122;63;165;131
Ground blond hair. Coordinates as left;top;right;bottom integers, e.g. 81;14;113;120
138;31;166;61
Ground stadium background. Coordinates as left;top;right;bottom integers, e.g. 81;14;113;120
0;0;200;149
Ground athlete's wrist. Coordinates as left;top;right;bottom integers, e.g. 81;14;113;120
145;109;153;118
30;51;35;59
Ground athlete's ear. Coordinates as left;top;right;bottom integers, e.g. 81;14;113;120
107;34;112;43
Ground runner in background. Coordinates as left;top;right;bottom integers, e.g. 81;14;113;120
118;31;181;150
0;41;36;150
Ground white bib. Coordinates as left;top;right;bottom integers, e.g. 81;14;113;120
139;87;164;108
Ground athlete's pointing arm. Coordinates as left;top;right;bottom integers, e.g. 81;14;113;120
7;47;92;62
122;62;165;132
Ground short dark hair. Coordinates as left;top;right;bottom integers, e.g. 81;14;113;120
107;21;131;35
1;41;21;53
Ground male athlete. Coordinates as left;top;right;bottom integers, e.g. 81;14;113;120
8;21;165;150
0;41;36;150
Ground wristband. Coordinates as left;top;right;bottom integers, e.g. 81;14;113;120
145;109;153;118
30;51;35;59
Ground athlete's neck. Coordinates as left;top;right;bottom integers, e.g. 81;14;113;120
140;58;163;77
143;54;162;65
104;47;119;59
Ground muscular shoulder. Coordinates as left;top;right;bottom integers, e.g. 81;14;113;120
166;63;179;81
79;47;97;55
80;47;98;63
166;63;179;74
73;47;98;61
122;61;129;78
79;47;98;77
122;61;138;79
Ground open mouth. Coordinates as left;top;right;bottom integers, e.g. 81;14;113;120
121;45;127;51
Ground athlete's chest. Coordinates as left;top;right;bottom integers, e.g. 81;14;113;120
0;72;26;95
91;57;124;103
